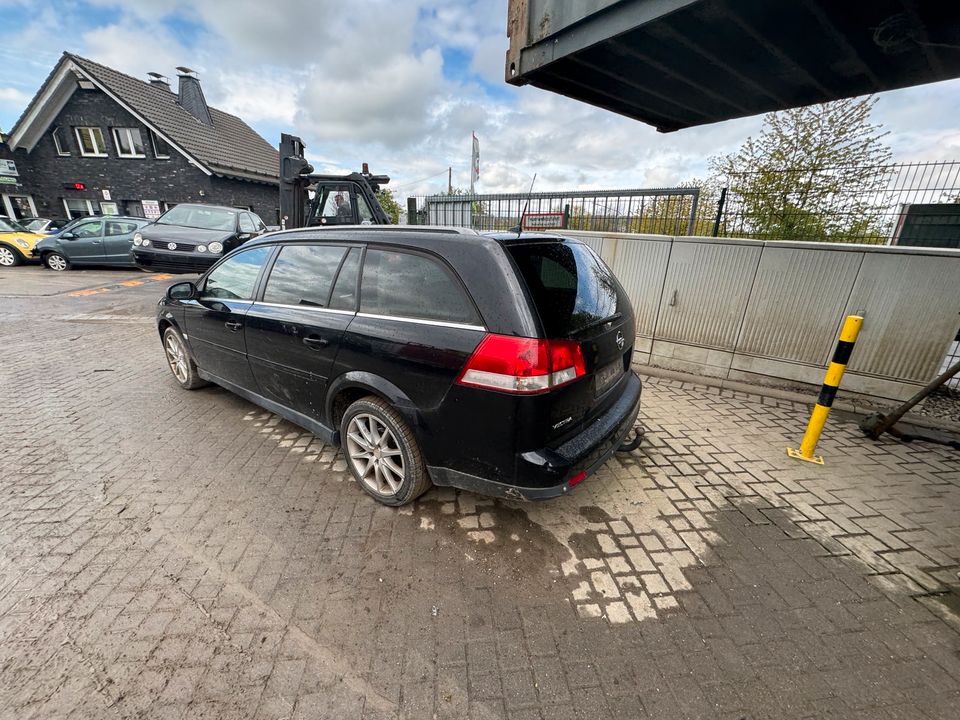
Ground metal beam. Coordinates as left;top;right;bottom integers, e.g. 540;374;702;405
608;38;751;114
802;0;884;91
651;23;790;107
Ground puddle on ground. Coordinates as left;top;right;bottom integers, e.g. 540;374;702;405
407;477;719;624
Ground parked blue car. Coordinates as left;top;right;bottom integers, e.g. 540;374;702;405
32;216;151;270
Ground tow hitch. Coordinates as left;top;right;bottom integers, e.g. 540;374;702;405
618;425;644;452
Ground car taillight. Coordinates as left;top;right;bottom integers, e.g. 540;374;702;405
456;334;586;394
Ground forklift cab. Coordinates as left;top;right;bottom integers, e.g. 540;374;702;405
280;132;391;230
310;183;379;226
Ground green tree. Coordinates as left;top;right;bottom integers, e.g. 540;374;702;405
710;97;893;242
375;189;401;224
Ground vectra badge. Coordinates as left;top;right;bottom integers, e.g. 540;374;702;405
616;330;625;350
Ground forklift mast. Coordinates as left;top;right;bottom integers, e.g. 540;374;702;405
279;133;392;229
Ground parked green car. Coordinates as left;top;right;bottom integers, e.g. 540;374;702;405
32;216;151;271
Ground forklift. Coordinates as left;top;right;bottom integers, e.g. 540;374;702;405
278;133;392;230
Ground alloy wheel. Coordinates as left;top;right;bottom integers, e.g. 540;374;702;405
345;413;405;495
0;247;15;266
164;332;189;384
46;254;67;271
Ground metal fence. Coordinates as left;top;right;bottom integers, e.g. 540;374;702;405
407;188;700;235
941;326;960;390
706;161;960;244
561;230;960;401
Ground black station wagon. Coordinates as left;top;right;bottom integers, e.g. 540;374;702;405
156;227;642;505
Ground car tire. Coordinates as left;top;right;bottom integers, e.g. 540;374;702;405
341;396;432;506
44;252;71;271
0;244;23;267
162;326;207;390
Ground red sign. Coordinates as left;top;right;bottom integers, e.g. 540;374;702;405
521;212;564;230
64;182;86;191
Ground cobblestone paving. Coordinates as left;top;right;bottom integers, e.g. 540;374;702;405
1;284;959;719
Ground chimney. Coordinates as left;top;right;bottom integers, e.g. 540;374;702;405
146;72;171;92
175;66;213;126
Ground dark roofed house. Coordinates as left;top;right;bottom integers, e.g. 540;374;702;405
2;52;279;224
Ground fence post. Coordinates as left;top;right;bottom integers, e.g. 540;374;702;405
406;197;418;225
563;203;570;229
712;187;727;237
686;188;700;236
787;314;863;464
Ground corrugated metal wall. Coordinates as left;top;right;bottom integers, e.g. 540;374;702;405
563;231;960;400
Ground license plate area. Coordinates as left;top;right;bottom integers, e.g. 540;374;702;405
594;360;623;397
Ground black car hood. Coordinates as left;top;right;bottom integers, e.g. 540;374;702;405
141;224;235;243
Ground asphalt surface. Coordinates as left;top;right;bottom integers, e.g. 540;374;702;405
1;264;959;719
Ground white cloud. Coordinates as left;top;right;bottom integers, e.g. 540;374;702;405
206;70;298;125
296;47;447;148
0;87;31;107
82;21;191;80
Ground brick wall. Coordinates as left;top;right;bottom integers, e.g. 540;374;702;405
7;88;279;222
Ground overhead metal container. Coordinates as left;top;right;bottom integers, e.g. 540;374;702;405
506;0;960;132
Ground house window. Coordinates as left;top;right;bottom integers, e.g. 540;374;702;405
75;127;107;157
112;127;145;158
63;198;100;219
149;130;170;159
52;126;70;156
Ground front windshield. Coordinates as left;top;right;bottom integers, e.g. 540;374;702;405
0;217;28;233
24;219;46;231
157;205;237;231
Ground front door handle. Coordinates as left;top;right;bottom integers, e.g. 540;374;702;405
224;320;242;331
303;335;329;349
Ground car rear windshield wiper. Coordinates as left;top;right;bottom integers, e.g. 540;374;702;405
571;312;622;337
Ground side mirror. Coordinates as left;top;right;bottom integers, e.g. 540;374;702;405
237;232;253;241
61;232;75;239
166;281;197;301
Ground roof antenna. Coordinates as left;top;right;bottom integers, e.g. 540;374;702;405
515;173;537;237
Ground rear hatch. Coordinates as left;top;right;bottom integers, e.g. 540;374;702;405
506;239;635;444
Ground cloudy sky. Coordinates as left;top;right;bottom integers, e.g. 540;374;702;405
2;0;960;200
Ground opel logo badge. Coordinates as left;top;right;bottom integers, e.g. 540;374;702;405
167;242;177;250
616;330;625;350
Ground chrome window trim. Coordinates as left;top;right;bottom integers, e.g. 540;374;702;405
253;301;355;316
356;312;486;332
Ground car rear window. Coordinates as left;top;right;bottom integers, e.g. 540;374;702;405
360;249;480;326
507;241;620;337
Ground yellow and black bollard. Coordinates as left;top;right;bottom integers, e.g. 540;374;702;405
787;314;863;464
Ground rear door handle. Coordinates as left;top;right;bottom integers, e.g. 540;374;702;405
225;320;242;331
303;335;329;349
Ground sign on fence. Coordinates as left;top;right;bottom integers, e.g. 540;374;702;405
522;212;564;230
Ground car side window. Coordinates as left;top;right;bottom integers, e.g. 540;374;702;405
329;247;361;311
239;213;257;233
201;246;272;301
262;245;347;307
360;249;480;325
106;221;138;236
72;220;104;238
252;214;267;232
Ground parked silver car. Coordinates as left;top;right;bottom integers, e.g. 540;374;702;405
32;216;151;270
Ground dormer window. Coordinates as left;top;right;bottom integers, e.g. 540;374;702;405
52;126;70;156
112;127;146;158
149;130;170;159
75;127;107;157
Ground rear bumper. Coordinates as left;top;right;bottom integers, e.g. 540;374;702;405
132;249;218;274
428;372;642;500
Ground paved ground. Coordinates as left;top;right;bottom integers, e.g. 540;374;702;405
1;266;959;719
